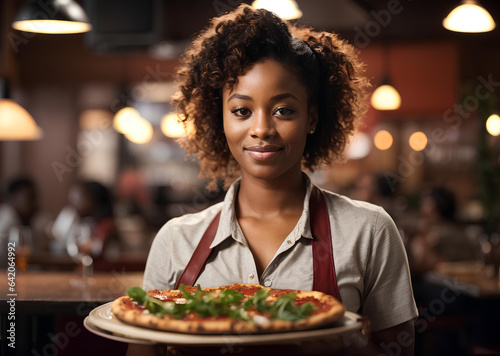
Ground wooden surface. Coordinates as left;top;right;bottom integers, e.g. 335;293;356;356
0;271;143;302
426;262;500;299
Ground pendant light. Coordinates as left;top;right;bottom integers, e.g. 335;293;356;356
0;79;43;141
370;47;401;111
443;0;496;33
251;0;303;20
486;114;500;136
12;0;92;34
0;99;43;140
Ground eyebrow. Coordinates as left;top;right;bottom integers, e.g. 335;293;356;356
226;92;298;103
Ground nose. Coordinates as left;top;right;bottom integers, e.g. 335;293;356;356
249;111;276;140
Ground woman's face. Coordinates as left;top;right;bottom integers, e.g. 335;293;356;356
222;59;317;183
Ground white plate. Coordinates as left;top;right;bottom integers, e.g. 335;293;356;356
84;302;362;346
84;317;155;345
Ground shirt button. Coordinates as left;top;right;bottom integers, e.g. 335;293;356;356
287;240;292;245
249;273;255;280
264;279;272;287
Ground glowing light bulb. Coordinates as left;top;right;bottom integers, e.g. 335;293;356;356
251;0;302;20
409;131;428;151
443;1;495;33
0;99;43;140
486;114;500;136
161;113;187;138
125;118;153;144
113;107;142;134
374;130;393;150
346;132;371;159
370;85;401;110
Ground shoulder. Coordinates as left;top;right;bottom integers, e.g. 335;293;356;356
157;202;223;236
143;202;225;290
320;188;393;229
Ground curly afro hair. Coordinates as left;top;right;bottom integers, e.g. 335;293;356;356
172;4;370;189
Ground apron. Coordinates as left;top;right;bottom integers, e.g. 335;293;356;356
169;186;342;356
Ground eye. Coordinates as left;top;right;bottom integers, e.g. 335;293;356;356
273;107;295;118
231;107;252;118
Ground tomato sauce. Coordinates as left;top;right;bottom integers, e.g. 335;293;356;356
269;289;296;298
294;296;332;313
231;285;262;296
123;298;146;311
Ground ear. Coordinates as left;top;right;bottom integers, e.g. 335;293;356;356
308;105;319;131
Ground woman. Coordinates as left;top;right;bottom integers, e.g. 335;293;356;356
134;4;417;355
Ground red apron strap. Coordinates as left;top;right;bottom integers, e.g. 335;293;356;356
175;211;221;289
310;186;342;302
175;185;342;303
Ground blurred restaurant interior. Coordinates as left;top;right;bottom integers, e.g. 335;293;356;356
1;0;500;355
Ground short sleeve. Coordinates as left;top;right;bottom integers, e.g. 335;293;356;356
362;207;418;331
142;222;174;291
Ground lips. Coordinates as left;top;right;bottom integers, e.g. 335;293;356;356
245;145;282;161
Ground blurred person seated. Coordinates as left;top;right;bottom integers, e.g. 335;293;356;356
53;180;119;263
0;177;37;233
347;172;398;218
410;186;481;275
0;176;50;268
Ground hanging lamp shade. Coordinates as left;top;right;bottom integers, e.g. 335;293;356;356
252;0;303;20
12;0;92;34
443;0;495;33
0;99;43;140
370;84;401;110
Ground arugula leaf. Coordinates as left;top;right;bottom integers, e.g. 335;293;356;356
219;288;246;305
243;288;269;312
270;293;315;321
127;286;147;304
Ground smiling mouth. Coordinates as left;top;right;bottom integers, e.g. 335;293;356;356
245;145;282;152
245;145;282;161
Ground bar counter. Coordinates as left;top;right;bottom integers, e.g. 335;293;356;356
0;270;142;356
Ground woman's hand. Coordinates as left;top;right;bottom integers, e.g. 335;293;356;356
343;320;414;356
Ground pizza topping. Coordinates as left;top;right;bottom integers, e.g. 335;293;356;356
126;285;317;322
127;285;249;320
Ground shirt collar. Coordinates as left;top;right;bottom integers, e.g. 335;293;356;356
209;174;315;249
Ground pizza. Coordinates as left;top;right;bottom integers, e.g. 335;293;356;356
111;283;345;334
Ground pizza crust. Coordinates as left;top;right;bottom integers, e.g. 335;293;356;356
111;285;346;335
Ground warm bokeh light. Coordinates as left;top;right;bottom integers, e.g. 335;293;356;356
370;85;401;110
0;99;43;140
251;0;303;20
125;118;153;144
161;113;187;138
443;1;495;33
12;20;91;34
346;132;371;160
409;131;428;151
79;109;113;130
486;114;500;136
113;107;143;134
374;130;394;150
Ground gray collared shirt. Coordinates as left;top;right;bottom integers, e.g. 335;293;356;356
143;175;418;331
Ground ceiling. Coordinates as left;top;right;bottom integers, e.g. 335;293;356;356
3;0;500;88
82;0;500;53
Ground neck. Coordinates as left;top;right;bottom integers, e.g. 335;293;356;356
236;171;306;218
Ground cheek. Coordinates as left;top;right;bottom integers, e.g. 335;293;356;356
223;115;246;144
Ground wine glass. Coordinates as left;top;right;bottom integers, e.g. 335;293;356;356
66;221;95;287
8;225;33;271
